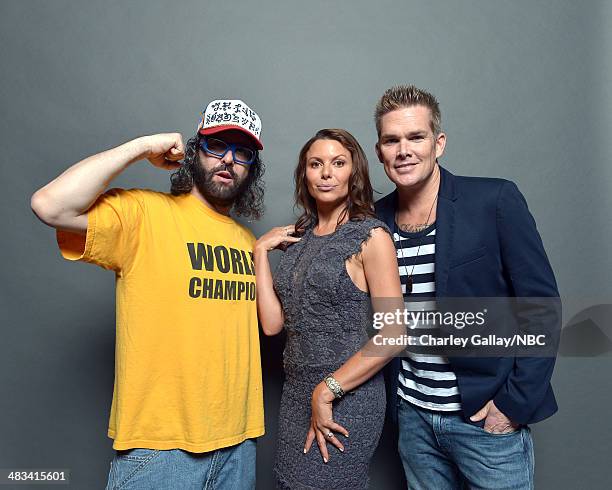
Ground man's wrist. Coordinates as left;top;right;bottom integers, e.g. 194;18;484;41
125;136;152;163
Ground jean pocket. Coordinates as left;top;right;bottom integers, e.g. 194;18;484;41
109;449;161;490
473;423;522;436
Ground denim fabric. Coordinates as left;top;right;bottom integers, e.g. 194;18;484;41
105;439;256;490
398;399;534;490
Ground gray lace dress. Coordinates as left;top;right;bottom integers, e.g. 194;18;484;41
272;217;389;490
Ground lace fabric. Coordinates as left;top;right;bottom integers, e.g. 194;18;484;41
272;217;390;489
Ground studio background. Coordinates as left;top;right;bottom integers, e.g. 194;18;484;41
1;1;611;488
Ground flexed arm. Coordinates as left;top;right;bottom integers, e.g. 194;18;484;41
31;133;185;234
254;225;301;336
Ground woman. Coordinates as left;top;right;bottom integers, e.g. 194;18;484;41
255;129;404;489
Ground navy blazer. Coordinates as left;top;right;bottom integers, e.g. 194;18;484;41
376;166;560;425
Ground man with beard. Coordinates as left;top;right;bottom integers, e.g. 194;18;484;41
31;99;266;489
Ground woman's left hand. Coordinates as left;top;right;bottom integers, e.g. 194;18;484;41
304;382;350;463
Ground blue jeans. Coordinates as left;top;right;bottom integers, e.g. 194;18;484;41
105;439;256;490
397;399;534;490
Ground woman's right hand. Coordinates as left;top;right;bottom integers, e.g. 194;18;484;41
255;225;301;252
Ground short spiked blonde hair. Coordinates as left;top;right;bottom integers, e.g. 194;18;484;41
375;85;442;137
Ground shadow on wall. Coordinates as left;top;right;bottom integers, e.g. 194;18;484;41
559;305;612;357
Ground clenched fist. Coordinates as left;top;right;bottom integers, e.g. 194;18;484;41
141;133;185;170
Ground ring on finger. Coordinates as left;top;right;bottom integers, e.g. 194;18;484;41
327;432;334;438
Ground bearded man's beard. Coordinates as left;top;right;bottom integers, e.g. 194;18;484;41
191;160;249;208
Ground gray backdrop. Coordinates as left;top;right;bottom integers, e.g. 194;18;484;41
1;0;611;488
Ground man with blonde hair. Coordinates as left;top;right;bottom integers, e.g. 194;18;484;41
375;85;559;489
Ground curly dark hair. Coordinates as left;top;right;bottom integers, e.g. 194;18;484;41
170;135;265;220
294;128;376;232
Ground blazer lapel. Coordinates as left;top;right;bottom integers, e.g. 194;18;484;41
435;166;457;297
378;190;398;231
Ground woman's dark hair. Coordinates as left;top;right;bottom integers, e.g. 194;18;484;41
294;128;375;232
170;135;265;220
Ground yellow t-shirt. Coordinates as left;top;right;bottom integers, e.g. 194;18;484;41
57;189;264;452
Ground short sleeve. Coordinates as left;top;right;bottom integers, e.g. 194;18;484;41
56;188;145;272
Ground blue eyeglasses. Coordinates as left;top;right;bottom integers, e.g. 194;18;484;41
199;137;257;165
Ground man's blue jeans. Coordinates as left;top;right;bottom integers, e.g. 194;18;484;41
398;399;534;490
105;439;256;490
